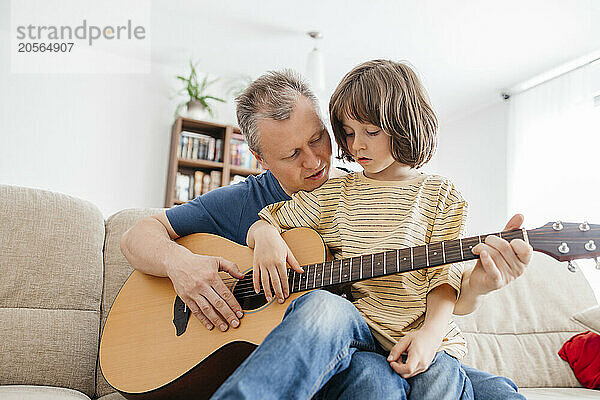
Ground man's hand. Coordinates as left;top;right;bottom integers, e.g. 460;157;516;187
469;213;533;295
166;253;245;332
251;222;303;303
387;328;443;379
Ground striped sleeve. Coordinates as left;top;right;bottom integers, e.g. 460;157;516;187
426;182;469;297
258;190;322;233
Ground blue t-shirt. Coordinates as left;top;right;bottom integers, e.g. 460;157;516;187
166;170;291;245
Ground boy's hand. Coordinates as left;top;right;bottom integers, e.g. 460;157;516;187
387;328;443;379
469;213;533;295
252;224;303;303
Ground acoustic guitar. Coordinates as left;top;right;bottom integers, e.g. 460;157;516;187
99;221;600;399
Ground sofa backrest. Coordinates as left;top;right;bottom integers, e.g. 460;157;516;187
454;252;598;388
0;185;105;398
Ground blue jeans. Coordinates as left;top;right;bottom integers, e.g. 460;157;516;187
210;290;524;400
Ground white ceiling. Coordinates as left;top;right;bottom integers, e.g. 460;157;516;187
152;0;600;124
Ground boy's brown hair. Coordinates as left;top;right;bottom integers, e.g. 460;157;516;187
329;59;437;168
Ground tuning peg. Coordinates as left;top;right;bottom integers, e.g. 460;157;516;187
558;242;570;254
579;221;591;232
553;221;564;231
596;257;600;270
567;261;577;272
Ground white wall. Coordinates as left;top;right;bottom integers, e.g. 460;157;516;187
435;102;509;236
0;1;241;218
0;61;175;217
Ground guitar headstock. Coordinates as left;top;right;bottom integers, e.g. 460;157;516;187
527;221;600;264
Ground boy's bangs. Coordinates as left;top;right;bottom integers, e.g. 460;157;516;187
334;81;381;127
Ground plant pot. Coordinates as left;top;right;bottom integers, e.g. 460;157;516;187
186;100;209;121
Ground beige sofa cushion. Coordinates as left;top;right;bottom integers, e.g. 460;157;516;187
0;385;91;399
96;208;164;398
455;252;598;388
573;305;600;334
0;186;104;398
520;387;600;399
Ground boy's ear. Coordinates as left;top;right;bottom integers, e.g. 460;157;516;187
251;149;269;170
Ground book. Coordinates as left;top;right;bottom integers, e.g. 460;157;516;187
202;174;211;195
192;138;199;160
215;139;222;162
230;138;262;171
186;136;193;159
209;170;222;191
175;172;190;202
194;171;204;197
180;131;217;162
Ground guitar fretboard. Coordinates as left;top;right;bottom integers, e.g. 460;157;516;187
287;229;525;293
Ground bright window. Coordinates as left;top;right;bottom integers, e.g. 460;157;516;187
507;63;600;301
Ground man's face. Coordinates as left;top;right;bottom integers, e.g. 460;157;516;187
254;96;332;195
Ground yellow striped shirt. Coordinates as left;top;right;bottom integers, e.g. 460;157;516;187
258;172;468;359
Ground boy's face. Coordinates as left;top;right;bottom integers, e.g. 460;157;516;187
342;117;404;180
253;96;332;195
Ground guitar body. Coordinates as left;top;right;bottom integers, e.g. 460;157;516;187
99;228;328;399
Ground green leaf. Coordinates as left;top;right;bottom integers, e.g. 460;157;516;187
202;95;226;103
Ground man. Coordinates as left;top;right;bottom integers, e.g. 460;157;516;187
121;70;532;399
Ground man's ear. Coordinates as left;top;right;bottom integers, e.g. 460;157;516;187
251;149;269;170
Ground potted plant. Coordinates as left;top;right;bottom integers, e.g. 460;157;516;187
175;60;225;120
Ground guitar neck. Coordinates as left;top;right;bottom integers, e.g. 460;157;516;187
287;228;526;293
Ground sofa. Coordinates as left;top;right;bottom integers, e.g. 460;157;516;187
0;184;598;399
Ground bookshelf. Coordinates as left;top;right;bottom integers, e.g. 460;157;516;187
165;117;265;207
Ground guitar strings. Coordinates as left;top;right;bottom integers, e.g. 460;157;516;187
217;229;528;298
230;252;478;295
229;251;481;294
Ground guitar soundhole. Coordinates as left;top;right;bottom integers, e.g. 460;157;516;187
232;275;269;311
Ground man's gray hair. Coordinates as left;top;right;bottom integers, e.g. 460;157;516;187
235;69;320;156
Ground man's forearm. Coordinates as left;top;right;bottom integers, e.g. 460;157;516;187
120;217;190;277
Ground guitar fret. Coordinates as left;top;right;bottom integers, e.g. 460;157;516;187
360;256;363;279
396;249;399;272
459;238;464;259
330;261;333;285
319;263;323;288
425;244;429;266
371;254;374;277
313;265;317;289
384;252;386;275
442;241;446;263
305;267;309;290
340;261;350;282
350;257;352;282
410;247;414;270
